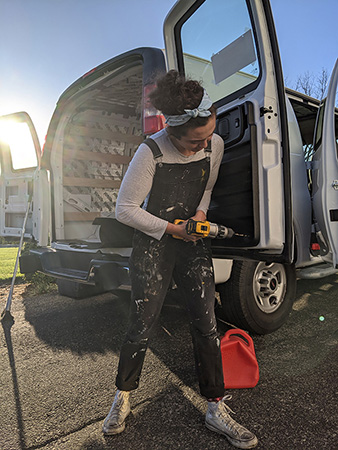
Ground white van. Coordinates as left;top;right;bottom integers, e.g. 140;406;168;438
0;0;337;334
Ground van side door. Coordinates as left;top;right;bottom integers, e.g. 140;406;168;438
312;59;338;268
164;0;293;263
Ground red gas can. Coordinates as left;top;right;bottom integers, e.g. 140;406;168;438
221;329;259;389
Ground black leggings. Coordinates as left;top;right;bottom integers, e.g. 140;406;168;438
116;233;225;399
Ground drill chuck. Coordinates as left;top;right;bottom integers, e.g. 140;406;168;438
208;222;234;239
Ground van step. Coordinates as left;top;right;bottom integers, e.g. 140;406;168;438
297;263;338;280
44;267;94;283
22;246;130;290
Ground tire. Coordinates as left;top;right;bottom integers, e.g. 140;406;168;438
217;260;297;335
57;279;103;299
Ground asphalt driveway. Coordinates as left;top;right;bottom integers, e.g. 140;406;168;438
0;274;337;450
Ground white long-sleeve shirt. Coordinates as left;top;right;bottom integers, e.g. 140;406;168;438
116;128;224;240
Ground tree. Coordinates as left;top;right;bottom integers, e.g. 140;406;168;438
293;67;329;100
291;67;337;162
315;67;329;100
295;70;314;97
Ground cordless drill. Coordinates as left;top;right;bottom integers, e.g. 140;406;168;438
174;219;235;239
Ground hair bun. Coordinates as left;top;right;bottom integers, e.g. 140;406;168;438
149;70;203;115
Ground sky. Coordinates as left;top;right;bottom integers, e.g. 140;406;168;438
0;0;337;144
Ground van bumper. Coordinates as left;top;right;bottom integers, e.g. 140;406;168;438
19;247;130;291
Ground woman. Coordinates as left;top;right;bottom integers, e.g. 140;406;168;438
102;70;258;449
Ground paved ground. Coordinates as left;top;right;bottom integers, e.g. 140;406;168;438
0;274;337;450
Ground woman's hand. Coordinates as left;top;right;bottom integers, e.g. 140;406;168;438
190;210;207;222
166;220;200;242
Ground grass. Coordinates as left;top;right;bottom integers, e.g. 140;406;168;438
0;247;23;283
0;247;57;294
25;272;57;295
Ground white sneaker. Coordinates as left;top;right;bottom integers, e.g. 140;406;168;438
102;390;131;435
205;395;258;449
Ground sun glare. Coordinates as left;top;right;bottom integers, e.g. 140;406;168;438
0;120;38;170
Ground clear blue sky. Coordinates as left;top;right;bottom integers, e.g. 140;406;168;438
1;0;337;143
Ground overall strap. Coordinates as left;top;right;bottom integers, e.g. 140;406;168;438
144;137;212;159
204;139;212;159
143;138;163;160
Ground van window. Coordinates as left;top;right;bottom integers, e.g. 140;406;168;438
0;120;38;170
179;0;259;103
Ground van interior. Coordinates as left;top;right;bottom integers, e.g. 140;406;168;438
52;62;144;247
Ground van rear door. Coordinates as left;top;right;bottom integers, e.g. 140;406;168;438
164;0;293;263
312;59;338;268
42;48;166;246
0;112;48;243
19;48;167;291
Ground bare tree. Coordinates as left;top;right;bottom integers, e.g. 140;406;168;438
295;71;315;96
292;67;337;106
315;67;329;100
293;68;329;100
290;67;337;162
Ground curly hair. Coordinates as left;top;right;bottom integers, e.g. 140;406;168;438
149;70;215;139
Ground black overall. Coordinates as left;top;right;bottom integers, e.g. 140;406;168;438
116;139;225;399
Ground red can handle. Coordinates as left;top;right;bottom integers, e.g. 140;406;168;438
222;329;255;355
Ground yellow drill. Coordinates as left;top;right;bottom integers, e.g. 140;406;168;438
174;219;235;239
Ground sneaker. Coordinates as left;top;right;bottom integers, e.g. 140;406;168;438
102;390;131;435
205;395;258;449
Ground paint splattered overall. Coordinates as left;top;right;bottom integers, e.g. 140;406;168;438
116;140;225;399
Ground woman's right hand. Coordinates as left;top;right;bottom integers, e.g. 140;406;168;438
166;220;200;242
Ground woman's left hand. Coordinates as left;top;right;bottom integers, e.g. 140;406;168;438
184;210;207;242
190;210;207;222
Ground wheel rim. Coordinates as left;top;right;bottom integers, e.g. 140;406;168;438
253;262;287;314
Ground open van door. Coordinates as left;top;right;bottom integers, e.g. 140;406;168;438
164;0;293;263
312;59;338;268
0;112;49;245
19;48;166;297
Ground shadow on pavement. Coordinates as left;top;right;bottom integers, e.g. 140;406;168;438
1;313;26;450
22;290;131;355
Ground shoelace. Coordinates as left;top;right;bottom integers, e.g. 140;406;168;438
217;395;247;437
219;395;236;415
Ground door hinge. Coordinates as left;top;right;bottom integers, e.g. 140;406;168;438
260;106;273;117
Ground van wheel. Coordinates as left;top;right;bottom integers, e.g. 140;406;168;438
216;260;296;335
57;279;103;299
